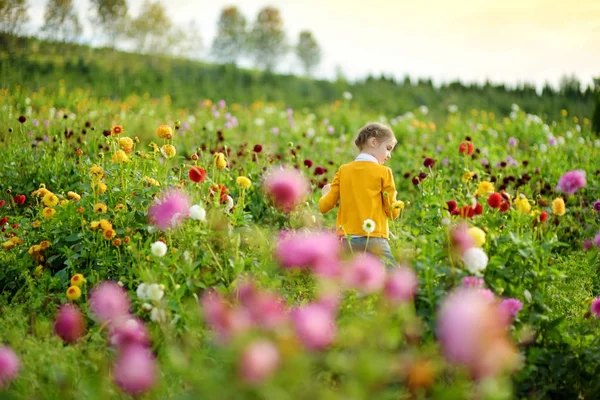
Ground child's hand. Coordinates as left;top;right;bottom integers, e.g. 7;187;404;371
321;184;331;196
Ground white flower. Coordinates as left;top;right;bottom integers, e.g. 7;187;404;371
306;128;315;137
136;283;148;299
147;225;157;234
523;289;532;303
342;91;352;100
150;307;167;322
462;247;488;274
511;103;519;112
539;144;547;152
362;219;376;234
566;130;572;138
117;281;124;287
146;283;164;301
576;125;581;133
557;136;565;145
578;137;585;145
224;195;234;213
142;302;153;311
418;105;429;115
447;104;458;113
151;241;167;257
189;205;206;221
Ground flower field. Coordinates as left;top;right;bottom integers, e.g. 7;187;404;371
0;86;599;399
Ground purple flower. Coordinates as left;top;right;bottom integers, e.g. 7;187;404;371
442;157;449;167
32;119;39;127
548;136;557;146
594;232;600;249
556;170;586;195
271;127;280;135
148;190;190;230
43;120;49;128
462;276;485;288
327;126;335;134
218;99;226;108
499;298;523;323
505;155;518;167
591;297;600;318
480;158;489;167
508;137;517;146
583;239;592;250
593;201;600;213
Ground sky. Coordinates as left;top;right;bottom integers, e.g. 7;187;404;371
25;0;600;90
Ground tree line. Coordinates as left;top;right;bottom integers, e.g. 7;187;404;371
0;0;321;75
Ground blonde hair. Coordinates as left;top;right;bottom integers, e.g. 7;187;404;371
354;122;395;150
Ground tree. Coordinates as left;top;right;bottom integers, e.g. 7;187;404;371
592;77;600;135
171;20;203;59
89;0;128;48
247;6;286;71
295;30;320;76
0;0;30;36
40;0;83;43
559;74;582;98
128;0;172;54
211;6;246;64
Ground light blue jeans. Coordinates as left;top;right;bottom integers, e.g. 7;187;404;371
341;236;396;266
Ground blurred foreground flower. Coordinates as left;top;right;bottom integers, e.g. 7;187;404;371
437;288;520;379
263;167;310;213
0;346;20;388
113;344;157;396
148;190;190;230
54;304;86;344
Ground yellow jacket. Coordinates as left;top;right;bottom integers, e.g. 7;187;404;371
318;161;400;238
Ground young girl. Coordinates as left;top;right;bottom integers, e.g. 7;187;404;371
318;122;402;265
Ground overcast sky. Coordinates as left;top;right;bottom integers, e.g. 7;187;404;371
26;0;600;89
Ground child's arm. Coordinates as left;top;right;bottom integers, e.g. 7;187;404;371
318;171;340;214
382;168;401;220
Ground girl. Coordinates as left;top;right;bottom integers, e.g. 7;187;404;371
319;122;402;265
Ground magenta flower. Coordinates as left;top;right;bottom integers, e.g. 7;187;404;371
499;298;523;323
263;167;310;213
275;230;340;273
555;170;587;195
0;346;20;388
109;316;151;350
461;276;485;288
54;304;86;344
507;137;517;147
594;232;600;249
292;304;336;351
148;189;190;230
593;201;600;213
89;281;130;324
342;253;386;294
239;339;280;384
113;344;157;396
591;297;600;318
384;267;418;303
583;239;592;250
